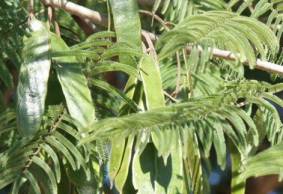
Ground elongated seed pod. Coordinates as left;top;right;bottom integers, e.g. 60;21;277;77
17;18;51;137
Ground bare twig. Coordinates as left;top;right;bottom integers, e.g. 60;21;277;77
141;30;157;60
46;5;61;36
208;48;283;76
41;0;283;76
41;1;159;40
41;0;108;26
173;51;181;97
72;16;97;35
53;12;61;36
106;0;111;31
139;10;172;30
29;0;35;17
164;91;179;102
47;6;53;29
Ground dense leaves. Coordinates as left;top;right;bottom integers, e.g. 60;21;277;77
2;0;283;194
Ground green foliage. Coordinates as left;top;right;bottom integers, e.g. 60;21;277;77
2;0;283;194
158;11;278;67
0;105;98;193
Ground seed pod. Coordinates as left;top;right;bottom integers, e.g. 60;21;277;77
17;18;51;137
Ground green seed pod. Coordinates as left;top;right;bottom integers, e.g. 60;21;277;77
17;18;51;137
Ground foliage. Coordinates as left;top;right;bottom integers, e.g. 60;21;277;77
1;0;283;194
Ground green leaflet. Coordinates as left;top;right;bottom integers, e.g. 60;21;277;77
133;142;184;194
29;163;56;194
196;120;213;158
230;107;258;147
93;60;139;77
133;54;183;193
0;59;13;88
0;90;4;110
249;97;282;144
17;18;51;137
238;142;283;181
153;0;162;13
230;143;246;194
41;144;61;183
182;126;208;194
110;136;134;192
140;55;165;109
268;83;283;93
253;107;271;144
54;131;91;180
109;138;125;180
46;136;77;170
32;156;57;194
50;34;95;131
110;0;142;51
23;170;41;194
11;177;26;194
109;0;142;191
132;144;166;194
91;79;138;112
157;11;278;67
221;110;249;156
110;0;142;97
212;122;227;169
67;163;99;194
0;167;22;189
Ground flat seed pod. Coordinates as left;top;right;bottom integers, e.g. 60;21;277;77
17;18;51;137
51;33;96;131
109;0;142;191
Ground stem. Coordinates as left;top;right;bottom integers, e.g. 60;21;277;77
54;17;61;36
230;143;246;194
29;0;34;17
173;51;181;97
141;30;157;60
72;16;97;35
41;0;108;27
182;49;193;98
47;6;53;29
139;10;171;31
106;0;111;31
186;46;283;76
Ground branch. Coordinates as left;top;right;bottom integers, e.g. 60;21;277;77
41;0;108;27
72;15;97;35
210;48;283;76
28;0;34;17
42;0;283;76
